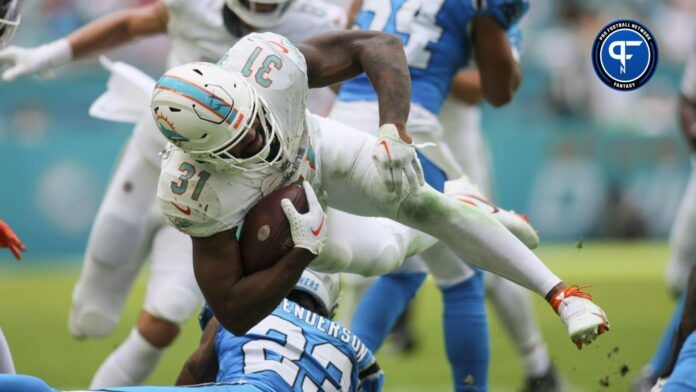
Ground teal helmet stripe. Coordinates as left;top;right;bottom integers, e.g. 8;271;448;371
155;75;238;125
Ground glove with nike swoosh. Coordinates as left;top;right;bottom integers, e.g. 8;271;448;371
281;181;327;255
372;123;425;198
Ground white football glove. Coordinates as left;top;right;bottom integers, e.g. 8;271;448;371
281;182;327;256
0;38;72;81
372;123;425;198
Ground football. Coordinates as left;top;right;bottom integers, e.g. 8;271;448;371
239;184;308;274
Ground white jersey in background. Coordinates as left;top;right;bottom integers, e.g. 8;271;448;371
133;0;346;165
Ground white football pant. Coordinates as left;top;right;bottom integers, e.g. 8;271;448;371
70;130;203;339
311;113;561;295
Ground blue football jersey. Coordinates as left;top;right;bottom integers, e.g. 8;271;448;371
215;299;381;392
338;0;528;114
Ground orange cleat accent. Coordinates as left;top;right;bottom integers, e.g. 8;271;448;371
550;285;593;313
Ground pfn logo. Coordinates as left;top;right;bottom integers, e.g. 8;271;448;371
608;40;642;74
592;20;658;91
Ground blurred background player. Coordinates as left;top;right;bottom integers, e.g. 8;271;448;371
0;219;25;375
649;264;696;392
0;0;24;377
329;0;557;390
441;69;560;391
0;0;345;388
0;270;386;392
634;41;696;392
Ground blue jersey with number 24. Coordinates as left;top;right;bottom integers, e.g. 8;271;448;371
215;299;381;392
338;0;528;114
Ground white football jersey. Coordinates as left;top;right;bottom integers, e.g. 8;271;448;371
163;0;346;68
157;33;320;237
135;0;346;164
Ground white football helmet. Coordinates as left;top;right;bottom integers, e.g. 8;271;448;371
0;0;22;48
225;0;294;29
151;62;283;171
294;270;340;318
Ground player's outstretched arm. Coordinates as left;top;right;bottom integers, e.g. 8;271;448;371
191;229;316;336
298;31;425;196
176;317;219;385
472;15;521;107
297;30;411;141
0;1;168;81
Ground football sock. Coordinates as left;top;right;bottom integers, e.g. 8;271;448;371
648;294;685;377
486;275;551;377
441;271;489;392
90;328;164;388
350;271;426;352
0;328;15;374
399;187;562;297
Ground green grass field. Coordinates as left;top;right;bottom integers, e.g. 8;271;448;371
0;241;678;391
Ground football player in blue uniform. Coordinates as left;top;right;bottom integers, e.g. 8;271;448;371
634;42;696;392
0;270;384;392
329;0;556;390
650;265;696;392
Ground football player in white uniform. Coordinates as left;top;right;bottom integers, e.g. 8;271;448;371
152;30;611;355
0;0;345;387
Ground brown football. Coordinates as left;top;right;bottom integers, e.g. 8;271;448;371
239;184;308;274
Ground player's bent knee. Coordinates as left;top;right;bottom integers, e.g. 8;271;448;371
69;307;119;338
144;285;202;325
311;238;354;274
89;214;143;268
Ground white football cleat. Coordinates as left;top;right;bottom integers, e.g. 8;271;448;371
550;286;610;349
445;175;540;249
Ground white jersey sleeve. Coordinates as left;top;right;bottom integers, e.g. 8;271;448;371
682;47;696;103
157;147;265;237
